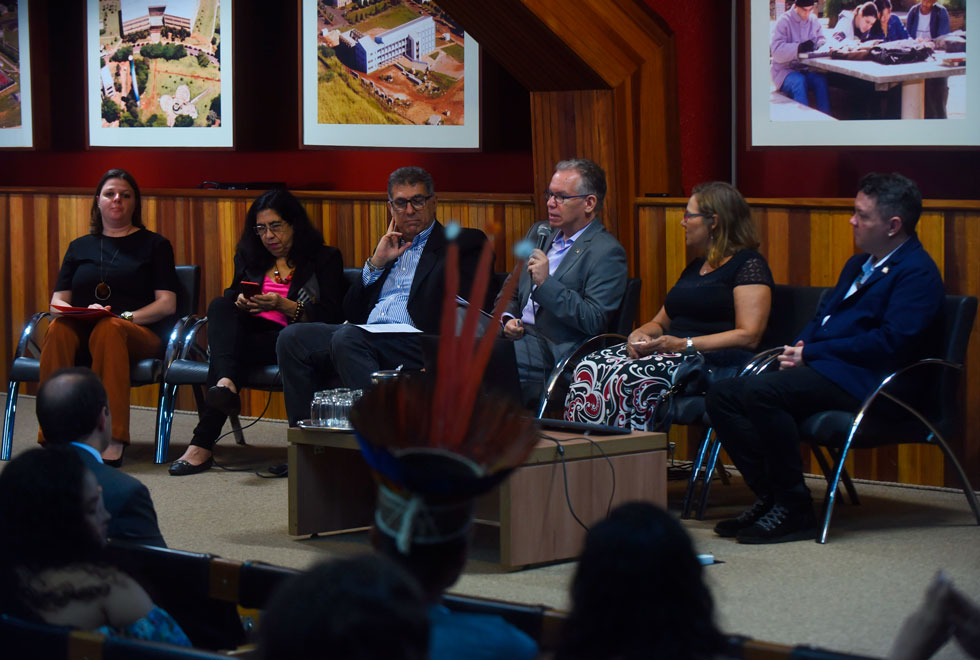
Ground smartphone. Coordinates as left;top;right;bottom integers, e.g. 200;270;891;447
240;281;262;299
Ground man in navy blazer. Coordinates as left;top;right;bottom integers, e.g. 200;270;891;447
277;166;489;424
706;173;943;544
36;367;166;547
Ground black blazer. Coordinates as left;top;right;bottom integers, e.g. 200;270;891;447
224;244;347;324
343;221;490;334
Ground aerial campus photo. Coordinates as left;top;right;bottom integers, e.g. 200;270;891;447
315;0;467;126
0;1;22;130
97;0;221;128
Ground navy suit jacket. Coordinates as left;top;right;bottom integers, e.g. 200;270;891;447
72;444;167;548
343;220;490;334
797;235;944;401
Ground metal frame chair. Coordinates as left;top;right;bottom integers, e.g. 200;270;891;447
535;277;642;418
1;265;201;461
681;285;831;519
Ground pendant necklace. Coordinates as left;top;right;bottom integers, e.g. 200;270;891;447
95;230;131;301
274;260;294;285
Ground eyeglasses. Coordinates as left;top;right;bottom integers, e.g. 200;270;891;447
389;194;433;211
683;211;713;220
254;221;286;236
545;191;592;205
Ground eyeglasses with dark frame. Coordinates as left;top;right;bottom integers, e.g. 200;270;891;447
254;221;287;236
389;194;434;211
544;191;593;205
683;211;714;221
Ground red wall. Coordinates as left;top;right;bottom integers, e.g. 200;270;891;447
1;1;976;199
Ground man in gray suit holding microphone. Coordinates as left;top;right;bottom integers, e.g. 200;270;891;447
501;158;628;407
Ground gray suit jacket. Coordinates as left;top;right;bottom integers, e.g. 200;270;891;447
72;445;167;548
505;218;628;363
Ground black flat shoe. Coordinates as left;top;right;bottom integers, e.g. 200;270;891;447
169;457;214;476
103;448;126;468
206;386;241;417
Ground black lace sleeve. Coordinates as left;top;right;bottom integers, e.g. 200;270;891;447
734;254;775;288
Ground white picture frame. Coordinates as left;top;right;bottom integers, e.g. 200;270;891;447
300;0;480;149
85;0;234;148
0;0;34;148
749;0;977;147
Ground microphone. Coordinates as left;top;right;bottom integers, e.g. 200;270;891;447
535;225;551;252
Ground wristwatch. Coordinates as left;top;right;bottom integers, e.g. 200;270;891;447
685;337;694;353
365;257;382;273
120;311;135;322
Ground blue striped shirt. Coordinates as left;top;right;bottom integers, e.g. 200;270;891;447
363;221;434;326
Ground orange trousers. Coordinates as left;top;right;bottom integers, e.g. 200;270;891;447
39;317;162;445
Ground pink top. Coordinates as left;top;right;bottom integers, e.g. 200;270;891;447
256;276;290;326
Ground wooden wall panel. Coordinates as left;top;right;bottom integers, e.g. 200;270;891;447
637;198;980;491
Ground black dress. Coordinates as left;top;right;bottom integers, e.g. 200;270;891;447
564;250;773;430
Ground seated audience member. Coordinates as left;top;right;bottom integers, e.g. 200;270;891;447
36;367;166;547
869;0;909;41
258;554;430;660
906;0;952;119
501;158;627;407
706;172;944;544
372;479;538;660
770;0;830;114
555;502;726;660
830;1;879;44
565;182;772;431
890;572;980;660
276;166;489;425
0;448;190;646
40;168;178;466
169;189;345;475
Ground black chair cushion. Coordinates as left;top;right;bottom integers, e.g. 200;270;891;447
162;359;209;386
10;356;161;385
9;356;39;382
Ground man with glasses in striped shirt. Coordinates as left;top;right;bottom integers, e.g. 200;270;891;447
276;166;489;425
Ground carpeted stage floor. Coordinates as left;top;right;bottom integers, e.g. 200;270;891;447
2;393;978;659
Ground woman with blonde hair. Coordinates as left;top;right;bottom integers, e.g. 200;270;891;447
564;181;773;430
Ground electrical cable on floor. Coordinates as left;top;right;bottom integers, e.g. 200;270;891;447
540;431;616;532
207;391;281;476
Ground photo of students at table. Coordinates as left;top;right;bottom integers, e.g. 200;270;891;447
768;0;965;122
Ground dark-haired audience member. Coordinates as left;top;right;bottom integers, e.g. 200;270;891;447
372;490;538;660
40;168;178;466
555;502;727;660
0;448;190;645
501;158;627;407
906;0;952;119
564;182;772;431
890;572;980;660
831;1;879;44
258;554;430;660
37;367;165;547
770;0;830;114
869;0;910;41
170;189;346;475
706;173;944;544
277;166;489;424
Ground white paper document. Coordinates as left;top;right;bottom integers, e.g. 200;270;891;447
355;323;422;334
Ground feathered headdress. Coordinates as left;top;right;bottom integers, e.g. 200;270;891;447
350;223;540;553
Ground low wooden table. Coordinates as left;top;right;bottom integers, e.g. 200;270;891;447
287;427;668;568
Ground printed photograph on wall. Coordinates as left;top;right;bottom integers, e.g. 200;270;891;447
0;0;34;148
302;0;480;149
86;0;233;147
750;0;977;146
